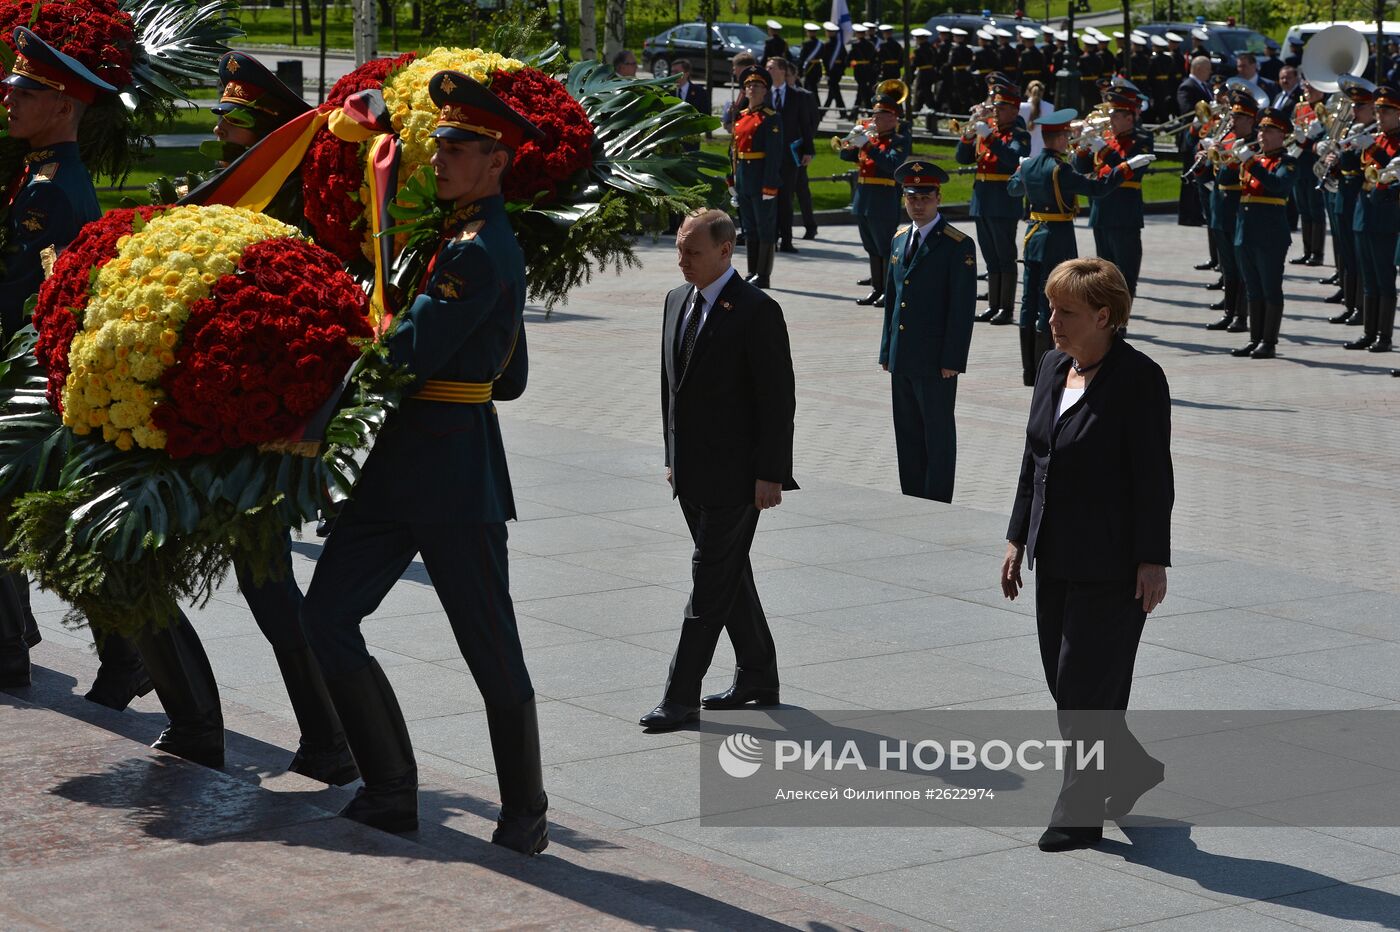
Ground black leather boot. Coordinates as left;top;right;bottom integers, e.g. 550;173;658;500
753;243;775;290
1289;222;1312;264
1345;295;1379;349
272;643;359;786
976;270;1001;322
1226;281;1249;332
744;241;758;282
324;659;418;833
1251;301;1283;358
85;632;154;711
485;699;549;856
1032;329;1052;378
138;614;225;769
1000;269;1018;325
0;572;34;688
855;256;884;305
1231;300;1262;356
1368;292;1396;353
1206;278;1236;329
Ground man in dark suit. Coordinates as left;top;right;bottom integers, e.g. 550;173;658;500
1271;65;1301;116
1176;57;1215;236
880;160;976;502
641;209;797;731
1233;52;1278;100
672;59;709;152
768;57;817;252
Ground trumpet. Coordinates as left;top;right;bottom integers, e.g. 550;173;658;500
831;119;873;151
949;99;993;136
1371;160;1400;186
1068;104;1112;149
1340;121;1379;150
1182;108;1233;178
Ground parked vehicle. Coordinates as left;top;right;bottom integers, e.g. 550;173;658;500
642;22;767;85
923;11;1044;36
1283;20;1400;53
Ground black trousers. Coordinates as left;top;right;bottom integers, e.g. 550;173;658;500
234;528;310;651
891;373;958;503
1036;573;1160;829
793;164;815;232
0;570;37;654
1094;225;1144;295
300;505;533;707
823;76;846;113
776;161;797;246
662;500;777;705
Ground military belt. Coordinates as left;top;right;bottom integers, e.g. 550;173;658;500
1028;210;1075;221
1120;181;1142;189
737;152;766;160
975;172;1013;182
952;64;970;70
917;64;934;70
859;176;897;185
1240;194;1286;205
414;379;493;404
1218;184;1243;191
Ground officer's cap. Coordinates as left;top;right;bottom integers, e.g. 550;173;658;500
1229;89;1261;115
739;66;772;89
1375;85;1400;109
895;158;949;192
211;51;312;133
852;24;868;33
991;84;1022;105
3;26;116;105
1039;108;1078;132
985;71;1015;87
1111;75;1144;93
1257;108;1292;133
873;93;903;116
1339;74;1374;104
428;70;544;150
804;23;821;31
1165;32;1183;42
823;22;839;31
1106;90;1141;111
911;28;932;38
1151;35;1169;48
766;20;782;31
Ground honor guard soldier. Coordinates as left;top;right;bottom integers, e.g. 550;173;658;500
1078;35;1103;105
850;24;879;114
1018;27;1046;91
1231;108;1299;359
995;28;1019;86
973;30;1000;86
821;22;849;120
910;28;936;118
879;160;976;503
840;91;911;305
946;29;975;114
300;72;548;852
1074;87;1154;295
731;66;783;289
0;26;111;690
1009;107;1151;384
1199;89;1259;334
1330;78;1375;339
799;23;824;95
761;20;788;68
1349;84;1399;353
878;24;903;82
1128;34;1152;97
955;80;1030;325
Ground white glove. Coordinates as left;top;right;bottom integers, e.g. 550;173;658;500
1019;155;1031;165
1088;135;1109;153
849;130;870;149
1224;137;1243;151
727;184;738;207
762;193;775;201
1306;119;1326;140
974;121;993;139
1124;153;1155;171
1345;133;1375;151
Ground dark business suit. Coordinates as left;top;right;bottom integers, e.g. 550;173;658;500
1176;75;1213;229
1008;337;1173;828
772;82;815;248
659;271;797;705
675;79;711;152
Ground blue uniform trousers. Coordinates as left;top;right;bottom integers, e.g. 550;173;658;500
891;373;958;503
1093;226;1144;295
1327;190;1358;270
1236;237;1287;305
973;216;1018;276
857;214;898;259
234;528;307;650
300;503;534;707
738;194;777;244
1356;232;1399;300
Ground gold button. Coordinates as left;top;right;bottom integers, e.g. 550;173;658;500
903;279;909;284
901;302;907;308
899;324;905;330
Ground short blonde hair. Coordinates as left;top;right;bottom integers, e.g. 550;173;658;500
1044;257;1133;331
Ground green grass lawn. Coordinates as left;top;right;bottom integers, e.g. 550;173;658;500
96;147;207;211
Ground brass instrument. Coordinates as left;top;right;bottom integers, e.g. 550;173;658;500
1067;103;1111;149
1339;120;1379;150
831;119;873;151
1153;99;1219;136
1371;160;1400;187
876;78;909;105
832;79;909;150
1286;100;1323;157
1182;105;1233;178
1225;76;1270;113
1299;23;1370;94
948;98;993;136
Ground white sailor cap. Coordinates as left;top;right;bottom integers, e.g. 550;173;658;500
976;28;993;40
803;22;820;31
1150;35;1169;47
1019;26;1040;38
950;27;969;36
1081;34;1100;45
1191;27;1208;40
823;21;838;31
1165;31;1184;42
1112;31;1125;38
935;25;951;33
1054;31;1069;41
911;28;932;37
1131;34;1147;45
878;23;894;32
766;19;782;30
994;27;1013;38
851;23;868;33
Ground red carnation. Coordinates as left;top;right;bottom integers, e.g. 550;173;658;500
487;67;596;205
0;1;135;90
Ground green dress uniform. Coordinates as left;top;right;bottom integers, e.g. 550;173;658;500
1197;92;1261;333
1232;114;1298;359
955;87;1030;324
839;98;911;303
1073;101;1154;295
1350;92;1399;352
1008;108;1131;385
732;67;783;288
880;160;976;502
1290;98;1328;268
299;72;548;853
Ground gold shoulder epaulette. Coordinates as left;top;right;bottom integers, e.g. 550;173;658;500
943;224;967;243
895;224;911;236
763;106;777;115
32;163;58;182
455;219;486;243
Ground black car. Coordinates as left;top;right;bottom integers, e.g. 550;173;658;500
923;12;1044;36
1135;22;1270;75
642;22;768;85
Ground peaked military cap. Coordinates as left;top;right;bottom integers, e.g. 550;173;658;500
1106;89;1141;111
1257;107;1292;133
991;83;1022;105
1338;75;1374;104
211;51;311;134
4;26;116;105
873;92;903;116
894;158;948;192
739;65;772;88
1229;89;1261;115
1039;108;1079;132
1374;85;1400;109
428;70;544;149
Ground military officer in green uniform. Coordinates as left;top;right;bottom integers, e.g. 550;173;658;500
1348;84;1400;353
955;80;1029;325
1008;107;1152;385
1199;89;1259;334
1331;78;1374;336
300;72;548;855
731;66;783;289
879;159;976;502
1073;87;1154;295
1231;107;1298;359
839;91;911;305
0;29;130;691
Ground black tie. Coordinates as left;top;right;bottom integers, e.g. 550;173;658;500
905;229;921;267
679;290;705;374
776;88;784;110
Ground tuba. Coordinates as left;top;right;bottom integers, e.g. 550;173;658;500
1299;24;1369;94
876;78;910;106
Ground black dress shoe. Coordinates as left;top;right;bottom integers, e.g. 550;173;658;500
1328;309;1353;323
753;278;772;290
1319;271;1339;285
988;308;1015;325
1193;260;1218;270
975;307;997;322
1209;297;1226;310
1345;308;1364;325
701;685;779;709
0;650;30;689
85;664;154;711
493;808;549;855
977;292;989;301
1344;335;1375;350
745;272;761;284
1251;342;1276;359
1231;341;1259;357
1205;276;1224;291
856;276;872;286
1368;342;1393;353
978;270;988;280
1037;826;1103;852
1323;289;1344;304
1204;315;1233;330
778;243;798;254
1392;369;1400;377
802;227;817;240
639;701;699;730
1226;317;1249;333
1105;761;1165;821
855;290;883;305
1305;256;1324;266
1288;254;1310;265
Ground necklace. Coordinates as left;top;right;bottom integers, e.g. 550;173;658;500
1071;356;1104;375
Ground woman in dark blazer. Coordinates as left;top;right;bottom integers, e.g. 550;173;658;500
1000;257;1174;852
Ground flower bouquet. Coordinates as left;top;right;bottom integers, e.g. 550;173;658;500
0;204;398;637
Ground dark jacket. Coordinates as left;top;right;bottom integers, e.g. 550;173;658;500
1007;338;1173;581
1175;74;1211;115
880;217;977;376
772;83;816;167
661;272;797;506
